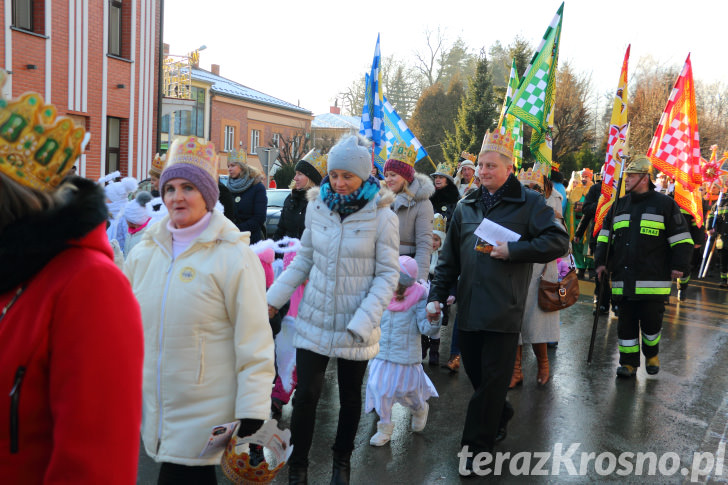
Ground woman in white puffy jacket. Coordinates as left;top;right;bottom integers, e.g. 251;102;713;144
125;137;275;485
267;135;399;485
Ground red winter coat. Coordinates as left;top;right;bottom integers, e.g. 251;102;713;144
0;223;144;484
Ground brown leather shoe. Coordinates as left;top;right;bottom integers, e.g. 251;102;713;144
509;345;523;389
442;354;460;373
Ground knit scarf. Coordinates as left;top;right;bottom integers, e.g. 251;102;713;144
226;173;256;194
320;175;380;216
387;282;427;312
481;176;514;211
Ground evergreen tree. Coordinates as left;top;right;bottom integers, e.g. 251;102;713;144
442;50;498;164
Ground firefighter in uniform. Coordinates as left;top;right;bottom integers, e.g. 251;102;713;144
706;183;728;288
595;156;693;378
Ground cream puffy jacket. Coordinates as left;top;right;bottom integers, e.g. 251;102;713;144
267;187;400;360
124;210;275;465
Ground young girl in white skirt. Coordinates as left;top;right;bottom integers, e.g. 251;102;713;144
365;256;441;446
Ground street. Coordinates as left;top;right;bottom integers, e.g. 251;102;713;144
137;276;728;484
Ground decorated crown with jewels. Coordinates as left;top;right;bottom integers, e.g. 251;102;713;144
479;129;515;160
388;141;417;167
166;136;219;181
301;148;328;178
433;213;446;233
460;151;476;163
517;166;544;189
0;70;89;190
228;148;247;166
434;161;455;177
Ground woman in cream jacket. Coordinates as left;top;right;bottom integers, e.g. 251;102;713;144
125;137;275;484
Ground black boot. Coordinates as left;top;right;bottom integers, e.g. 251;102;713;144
428;339;440;366
330;450;351;485
288;466;308;485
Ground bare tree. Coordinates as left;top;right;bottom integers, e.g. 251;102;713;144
696;81;728;156
339;75;366;117
414;27;446;86
553;62;595;161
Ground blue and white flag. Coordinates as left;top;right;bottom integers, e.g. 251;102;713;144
360;34;384;148
382;96;427;161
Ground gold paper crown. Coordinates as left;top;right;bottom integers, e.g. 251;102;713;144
301;148;328;177
460;151;476;163
149;153;166;176
221;435;286;484
479;129;515;160
517;167;544;188
433;161;455;177
433;213;446;233
388;141;417;167
166;136;219;180
228;148;247;166
0;70;88;190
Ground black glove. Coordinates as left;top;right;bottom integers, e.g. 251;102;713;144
237;418;264;438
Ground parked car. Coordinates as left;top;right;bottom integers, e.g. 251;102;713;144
265;188;291;239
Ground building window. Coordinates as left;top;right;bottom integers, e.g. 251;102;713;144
224;126;235;152
250;129;260;154
272;133;280;148
106;117;121;174
161;87;205;138
12;0;44;34
108;0;122;56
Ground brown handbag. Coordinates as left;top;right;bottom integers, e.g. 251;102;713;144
537;260;579;312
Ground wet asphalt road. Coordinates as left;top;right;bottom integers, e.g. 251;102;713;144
137;274;728;484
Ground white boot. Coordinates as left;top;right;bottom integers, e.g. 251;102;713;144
369;421;394;446
411;402;429;432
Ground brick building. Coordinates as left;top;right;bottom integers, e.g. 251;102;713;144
1;0;162;181
161;60;313;179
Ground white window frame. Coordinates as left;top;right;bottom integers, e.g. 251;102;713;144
272;133;280;148
250;129;260;154
224;125;235;152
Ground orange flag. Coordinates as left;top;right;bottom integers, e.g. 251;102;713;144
647;54;703;227
593;45;630;237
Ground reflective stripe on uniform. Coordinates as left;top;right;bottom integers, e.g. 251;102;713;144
619;338;640;353
640;220;665;230
611;280;623;295
642;332;661;347
597;229;610;243
641;214;665;222
614;214;630;230
634;280;672;295
668;232;694;246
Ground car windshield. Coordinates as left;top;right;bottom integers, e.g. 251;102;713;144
267;190;290;207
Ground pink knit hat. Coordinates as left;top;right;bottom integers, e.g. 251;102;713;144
398;255;418;287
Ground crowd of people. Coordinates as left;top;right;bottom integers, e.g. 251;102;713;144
0;78;714;484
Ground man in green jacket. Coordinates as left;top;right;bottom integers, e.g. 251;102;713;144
427;130;569;475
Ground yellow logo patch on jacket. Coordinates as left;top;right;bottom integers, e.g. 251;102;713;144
180;267;196;282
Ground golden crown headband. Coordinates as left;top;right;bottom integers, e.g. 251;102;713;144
433;213;446;233
460;151;476;163
228;148;247;166
0;70;89;190
388;141;417;167
434;161;455;177
166;136;219;181
517;167;544;188
479;129;515;161
301;148;328;177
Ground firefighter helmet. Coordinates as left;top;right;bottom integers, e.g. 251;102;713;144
624;155;652;175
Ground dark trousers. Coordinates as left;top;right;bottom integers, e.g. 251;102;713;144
288;348;368;469
719;246;728;278
458;329;519;453
158;463;216;485
617;299;664;367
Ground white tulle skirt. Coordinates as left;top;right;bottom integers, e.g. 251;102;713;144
365;359;438;423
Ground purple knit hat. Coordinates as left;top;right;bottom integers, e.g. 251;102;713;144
160;163;219;211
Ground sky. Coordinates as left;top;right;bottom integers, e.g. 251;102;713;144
164;0;728;117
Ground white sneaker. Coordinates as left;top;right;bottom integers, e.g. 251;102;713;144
369;421;394;446
411;403;429;432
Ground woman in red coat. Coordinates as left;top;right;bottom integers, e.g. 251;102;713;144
0;77;144;484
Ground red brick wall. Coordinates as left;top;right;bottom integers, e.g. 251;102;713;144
0;0;162;181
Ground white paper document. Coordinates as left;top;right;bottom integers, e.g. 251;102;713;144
474;218;521;246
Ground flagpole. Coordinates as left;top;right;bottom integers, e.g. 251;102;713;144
588;138;629;364
425;155;437;171
699;190;723;278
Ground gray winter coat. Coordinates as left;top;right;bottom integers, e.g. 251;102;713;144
267;186;400;360
392;173;435;280
428;174;569;334
375;296;441;365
